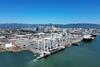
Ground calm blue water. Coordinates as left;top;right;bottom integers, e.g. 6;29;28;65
0;36;100;67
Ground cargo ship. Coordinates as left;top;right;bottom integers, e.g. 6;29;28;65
82;34;96;41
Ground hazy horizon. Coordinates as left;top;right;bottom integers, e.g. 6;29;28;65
0;23;100;25
0;0;100;24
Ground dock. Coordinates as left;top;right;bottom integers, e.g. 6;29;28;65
0;33;83;59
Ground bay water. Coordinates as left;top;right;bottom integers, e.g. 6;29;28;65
0;36;100;67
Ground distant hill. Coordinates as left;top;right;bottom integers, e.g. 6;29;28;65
55;23;100;29
0;23;100;29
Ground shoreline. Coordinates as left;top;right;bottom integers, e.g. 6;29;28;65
0;35;97;59
0;38;83;59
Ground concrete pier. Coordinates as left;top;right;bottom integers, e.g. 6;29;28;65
0;33;83;59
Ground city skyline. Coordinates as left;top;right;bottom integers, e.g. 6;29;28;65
0;0;100;24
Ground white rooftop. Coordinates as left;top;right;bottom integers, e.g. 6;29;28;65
5;43;14;48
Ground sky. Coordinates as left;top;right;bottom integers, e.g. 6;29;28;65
0;0;100;24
